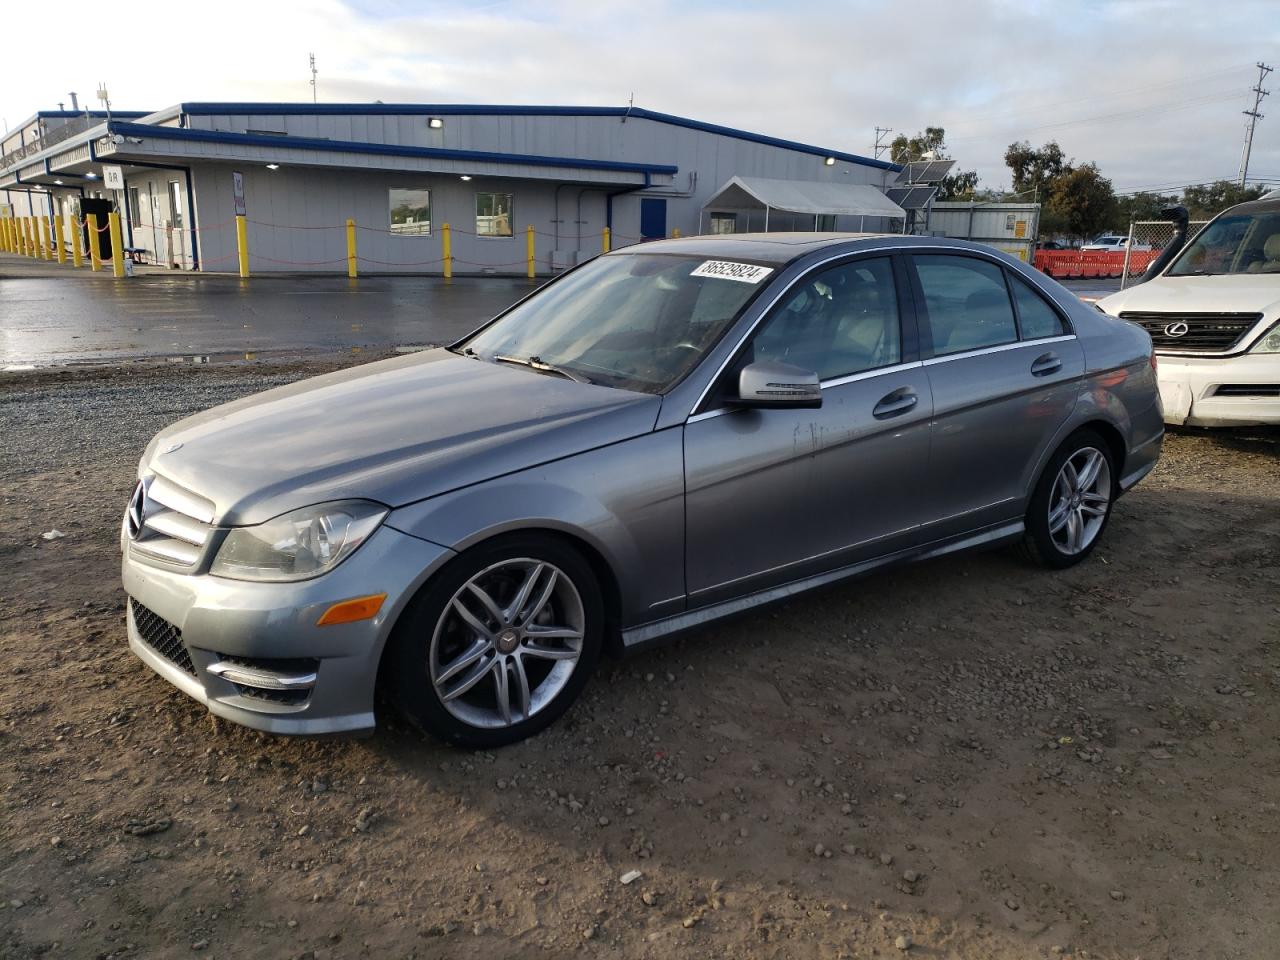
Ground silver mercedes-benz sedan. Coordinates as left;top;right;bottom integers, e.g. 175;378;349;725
122;234;1163;747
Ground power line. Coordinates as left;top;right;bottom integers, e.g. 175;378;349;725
945;62;1254;129
1238;61;1273;186
948;88;1245;143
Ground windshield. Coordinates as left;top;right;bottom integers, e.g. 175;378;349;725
459;253;773;394
1166;211;1280;276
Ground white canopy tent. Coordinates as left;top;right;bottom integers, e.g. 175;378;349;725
700;175;907;233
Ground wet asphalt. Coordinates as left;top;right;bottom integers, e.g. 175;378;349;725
0;253;1121;368
0;256;537;367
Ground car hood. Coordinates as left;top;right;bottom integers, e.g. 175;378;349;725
143;349;662;526
1097;273;1280;320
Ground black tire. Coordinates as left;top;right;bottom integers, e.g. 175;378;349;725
383;533;603;749
1019;429;1117;570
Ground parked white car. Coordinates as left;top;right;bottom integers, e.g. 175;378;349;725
1082;235;1152;252
1096;191;1280;426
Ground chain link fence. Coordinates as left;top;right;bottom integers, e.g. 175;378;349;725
1120;219;1208;288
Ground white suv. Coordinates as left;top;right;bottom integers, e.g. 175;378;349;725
1096;192;1280;427
1082;235;1151;252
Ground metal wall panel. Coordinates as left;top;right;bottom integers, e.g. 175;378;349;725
170;108;899;272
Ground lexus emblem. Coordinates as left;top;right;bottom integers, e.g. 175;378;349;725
126;481;146;540
1163;321;1190;338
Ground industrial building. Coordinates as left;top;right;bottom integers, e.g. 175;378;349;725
0;102;910;275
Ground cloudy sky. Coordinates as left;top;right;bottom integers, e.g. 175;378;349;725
5;0;1277;194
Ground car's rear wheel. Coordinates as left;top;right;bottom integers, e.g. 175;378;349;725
1020;430;1116;569
384;533;603;748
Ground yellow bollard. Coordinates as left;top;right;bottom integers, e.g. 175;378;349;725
39;216;53;259
602;226;611;253
53;215;66;264
526;225;535;280
108;212;125;278
87;214;102;271
346;218;358;279
235;214;250;278
442;222;452;280
672;227;681;238
1;218;9;253
71;217;83;268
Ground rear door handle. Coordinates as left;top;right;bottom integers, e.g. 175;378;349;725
872;387;918;419
1031;352;1062;376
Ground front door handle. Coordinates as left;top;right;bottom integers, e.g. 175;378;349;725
1031;352;1062;376
872;387;918;419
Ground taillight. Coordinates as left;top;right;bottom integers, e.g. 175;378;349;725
1149;352;1158;373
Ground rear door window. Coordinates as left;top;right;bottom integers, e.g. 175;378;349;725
1008;274;1067;340
912;255;1018;356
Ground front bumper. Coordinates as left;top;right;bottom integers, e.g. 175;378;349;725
122;525;454;735
1156;353;1280;427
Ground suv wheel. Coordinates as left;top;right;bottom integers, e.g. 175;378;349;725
384;534;603;748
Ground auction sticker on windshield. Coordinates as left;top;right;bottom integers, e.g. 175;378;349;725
690;261;774;283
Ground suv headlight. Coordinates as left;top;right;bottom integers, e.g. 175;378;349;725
211;500;387;582
1250;322;1280;354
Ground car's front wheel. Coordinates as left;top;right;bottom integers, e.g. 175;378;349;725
384;533;603;748
1021;429;1116;569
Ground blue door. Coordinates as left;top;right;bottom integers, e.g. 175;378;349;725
640;198;667;240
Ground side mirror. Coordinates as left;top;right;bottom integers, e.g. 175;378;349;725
736;360;822;409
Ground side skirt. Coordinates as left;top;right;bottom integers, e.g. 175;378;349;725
621;520;1024;653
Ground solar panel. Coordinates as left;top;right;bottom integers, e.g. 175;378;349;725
885;186;938;210
894;159;956;184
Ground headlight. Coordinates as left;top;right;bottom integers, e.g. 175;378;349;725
211;500;387;582
1250;322;1280;354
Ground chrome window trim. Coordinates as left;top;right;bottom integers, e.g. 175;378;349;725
686;242;1070;420
921;334;1077;366
687;359;926;423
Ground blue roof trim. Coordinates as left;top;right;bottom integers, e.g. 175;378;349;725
106;121;678;176
175;102;899;172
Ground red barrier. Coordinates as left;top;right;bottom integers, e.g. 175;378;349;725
1033;249;1160;279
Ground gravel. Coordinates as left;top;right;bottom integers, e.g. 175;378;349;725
1;355;1277;960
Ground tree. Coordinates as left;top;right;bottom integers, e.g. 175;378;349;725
1180;180;1266;219
1003;140;1069;198
1048;164;1117;242
1114;191;1180;225
889;126;980;201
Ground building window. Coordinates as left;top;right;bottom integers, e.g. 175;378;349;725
390;188;431;236
816;214;836;231
128;186;141;225
476;192;513;238
709;212;736;235
168;181;184;229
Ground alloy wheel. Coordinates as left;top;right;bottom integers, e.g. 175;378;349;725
429;558;585;729
1047;446;1112;556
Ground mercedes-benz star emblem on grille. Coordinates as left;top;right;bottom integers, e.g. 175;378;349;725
1163;321;1190;338
126;481;146;540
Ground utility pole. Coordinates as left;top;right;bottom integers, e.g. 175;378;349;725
1239;61;1272;186
873;126;893;161
310;53;318;103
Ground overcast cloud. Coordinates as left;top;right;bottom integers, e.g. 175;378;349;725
5;0;1277;193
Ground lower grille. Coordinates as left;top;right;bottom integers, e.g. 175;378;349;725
1213;384;1280;397
1120;312;1262;353
130;600;196;676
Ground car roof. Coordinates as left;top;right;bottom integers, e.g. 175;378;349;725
605;232;1009;267
1221;194;1280;217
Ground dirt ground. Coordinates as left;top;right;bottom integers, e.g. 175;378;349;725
1;354;1278;960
